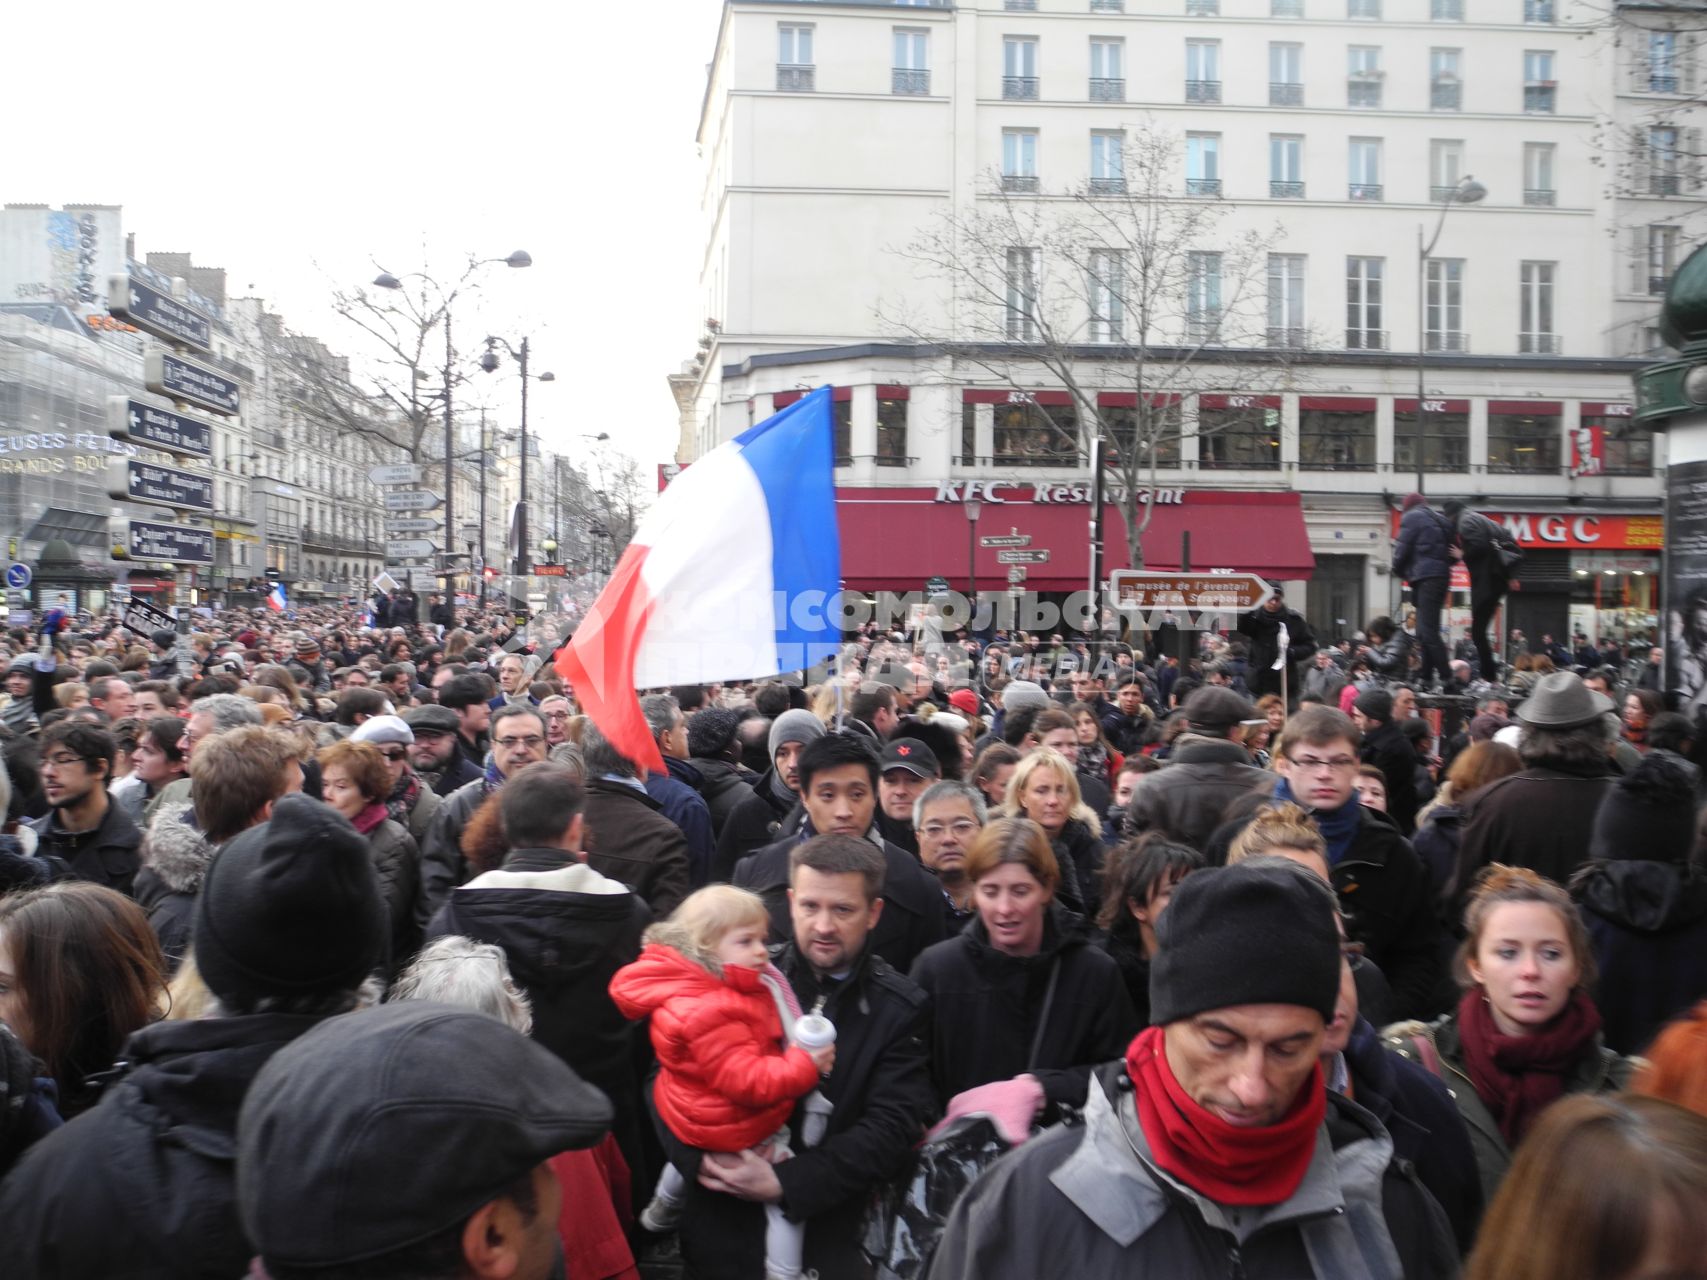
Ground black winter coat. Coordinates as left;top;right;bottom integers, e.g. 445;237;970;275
0;1012;327;1280
909;908;1138;1114
667;942;937;1280
26;799;141;897
583;778;691;919
711;766;796;881
1126;736;1270;854
1575;859;1707;1055
1455;761;1616;907
690;755;757;837
1049;817;1105;915
414;777;488;930
734;821;947;976
1393;503;1454;583
1360;720;1421;835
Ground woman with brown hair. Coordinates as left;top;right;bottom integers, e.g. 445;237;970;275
1411;740;1523;901
909;816;1137;1122
1464;1094;1707;1280
1632;1000;1707;1119
1385;864;1635;1203
250;663;308;718
1622;686;1664;753
0;882;166;1117
316;739;420;964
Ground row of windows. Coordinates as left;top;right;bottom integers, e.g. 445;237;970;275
1001;0;1557;19
776;23;1572;114
1004;127;1565;205
1001;248;1561;354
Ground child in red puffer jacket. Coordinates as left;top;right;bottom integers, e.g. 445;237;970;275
609;885;834;1280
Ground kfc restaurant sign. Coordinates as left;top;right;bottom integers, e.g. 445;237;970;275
932;480;1185;506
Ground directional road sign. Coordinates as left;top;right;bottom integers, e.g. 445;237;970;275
107;397;214;459
385;539;440;560
980;533;1033;549
368;463;425;487
997;548;1051;565
108;275;212;352
1007;566;1027;584
125;518;214;565
384;517;443;535
384;489;444;512
5;564;31;590
1108;571;1275;611
145;350;240;417
107;458;214;513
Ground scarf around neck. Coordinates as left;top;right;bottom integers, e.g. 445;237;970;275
1456;987;1602;1147
1273;777;1362;866
385;769;422;827
350;800;390;837
1125;1025;1326;1206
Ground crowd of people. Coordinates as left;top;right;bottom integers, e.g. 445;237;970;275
0;586;1701;1280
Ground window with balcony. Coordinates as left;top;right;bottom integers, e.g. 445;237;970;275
1301;407;1376;469
1270;42;1303;105
1349;136;1383;201
1002;129;1039;193
1090;37;1124;101
1272;0;1304;15
1584;411;1653;475
1648;31;1680;93
1349;46;1383;108
893;28;930;95
1186;40;1221;103
876;394;909;466
1270;133;1304;198
777;23;814;91
1523;0;1554;24
1426;258;1467;352
1345;256;1385;350
1488;409;1560;473
1649;224;1681;295
1091;130;1126;194
1519;260;1558;353
1429;139;1465;201
1648;126;1682;195
1004;37;1039;100
1524;142;1556;205
994;399;1079;466
1187;252;1223;341
1267;253;1306;347
1524;50;1556;113
1200;404;1282;469
1006;247;1039;340
1430;48;1461;110
1186;133;1222;196
1348;0;1380;17
1395;404;1470;472
1089;249;1126;342
1186;0;1219;13
1431;0;1463;19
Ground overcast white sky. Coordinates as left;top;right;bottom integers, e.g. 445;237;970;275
5;0;723;476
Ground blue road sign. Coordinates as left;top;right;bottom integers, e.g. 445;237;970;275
107;397;214;459
108;275;212;352
125;519;214;565
145;350;240;417
5;564;31;590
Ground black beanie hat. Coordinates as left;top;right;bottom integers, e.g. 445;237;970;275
687;708;742;759
194;794;386;1008
1354;687;1393;723
1588;751;1699;863
1150;862;1341;1025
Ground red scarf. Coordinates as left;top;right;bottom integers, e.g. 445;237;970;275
1456;987;1602;1147
1125;1025;1326;1206
350;800;390;837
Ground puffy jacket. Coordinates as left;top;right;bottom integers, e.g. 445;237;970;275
1574;859;1707;1055
359;813;420;966
1126;735;1270;853
611;944;820;1152
1365;628;1416;678
129;804;213;974
1392;503;1454;583
413;777;489;931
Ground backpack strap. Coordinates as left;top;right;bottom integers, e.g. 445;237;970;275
1383;1019;1445;1080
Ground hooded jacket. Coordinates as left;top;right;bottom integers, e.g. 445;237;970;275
1574;859;1707;1055
1392;503;1454;583
130;804;214;973
927;1063;1458;1280
690;754;757;837
646;757;715;888
0;1012;329;1280
909;907;1138;1114
609;944;820;1152
1126;735;1270;853
712;765;797;880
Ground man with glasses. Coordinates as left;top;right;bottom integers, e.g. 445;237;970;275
28;720;142;894
416;705;550;927
913;780;985;932
352;714;441;847
538;694;574;747
145;694;265;826
1228;706;1444;1021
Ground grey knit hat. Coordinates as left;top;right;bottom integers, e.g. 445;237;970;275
768;708;827;759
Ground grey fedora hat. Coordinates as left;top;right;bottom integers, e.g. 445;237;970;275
1515;670;1614;729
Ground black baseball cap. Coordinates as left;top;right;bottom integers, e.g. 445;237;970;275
881;737;942;779
237;1002;612;1268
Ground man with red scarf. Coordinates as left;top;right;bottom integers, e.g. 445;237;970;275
928;862;1459;1279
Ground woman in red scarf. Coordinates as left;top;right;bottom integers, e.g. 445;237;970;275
1385;864;1635;1205
317;739;421;966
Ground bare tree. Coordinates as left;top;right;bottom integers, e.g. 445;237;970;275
885;126;1302;568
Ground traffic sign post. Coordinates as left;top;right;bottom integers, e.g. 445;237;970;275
384;490;445;512
125;518;213;565
1007;566;1027;584
107;397;214;459
1108;571;1275;612
980;533;1033;549
107;458;214;513
368;463;425;487
383;517;443;535
108;275;212;352
385;539;440;561
5;564;31;590
144;350;240;417
996;548;1051;565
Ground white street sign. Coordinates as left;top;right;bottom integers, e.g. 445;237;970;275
383;489;444;511
368;463;424;486
1007;566;1027;584
385;517;443;534
385;539;439;560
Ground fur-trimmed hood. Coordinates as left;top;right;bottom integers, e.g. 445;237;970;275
142;804;215;895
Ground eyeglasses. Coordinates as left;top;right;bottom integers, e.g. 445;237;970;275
43;753;87;769
377;748;408;762
495;735;545;751
1287;755;1358;773
543;710;572;721
918;820;980;840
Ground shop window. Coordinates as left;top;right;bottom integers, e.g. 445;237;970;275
832;398;852;467
1101;404;1182;468
1394;410;1470;472
876;395;909;466
961;402;979;464
1582;413;1653;476
1488;411;1560;473
993;400;1081;467
1199;405;1281;469
1299;409;1375;470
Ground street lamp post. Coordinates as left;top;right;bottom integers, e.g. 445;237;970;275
963;497;982;644
481;336;555;579
1415;178;1487;493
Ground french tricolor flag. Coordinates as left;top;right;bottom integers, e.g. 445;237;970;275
557;388;841;774
266;582;288;613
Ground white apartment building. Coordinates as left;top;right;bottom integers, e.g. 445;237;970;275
683;0;1706;645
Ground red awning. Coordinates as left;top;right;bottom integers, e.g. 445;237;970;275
835;487;1315;592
